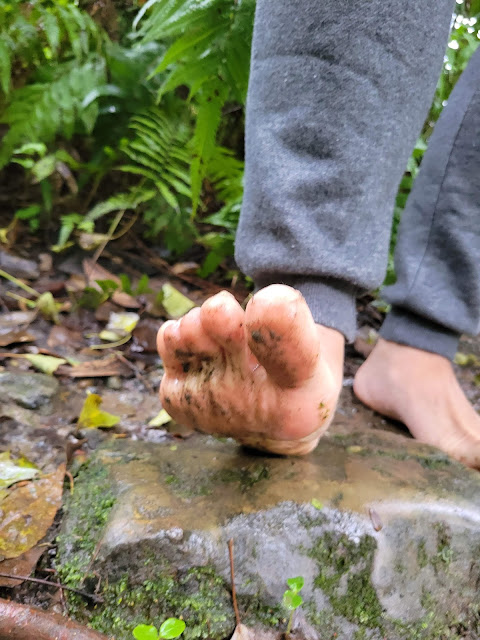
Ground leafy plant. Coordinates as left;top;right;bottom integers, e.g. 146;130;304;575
133;618;186;640
135;0;255;214
282;576;304;637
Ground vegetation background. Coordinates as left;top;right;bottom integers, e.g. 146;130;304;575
0;0;479;285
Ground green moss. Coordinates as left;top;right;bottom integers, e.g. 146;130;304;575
85;566;233;640
237;595;283;628
303;602;339;638
417;539;428;569
432;523;453;570
306;532;382;629
158;461;269;499
212;463;270;492
56;460;116;587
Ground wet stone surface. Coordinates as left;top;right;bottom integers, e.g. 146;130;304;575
0;371;59;409
59;429;480;640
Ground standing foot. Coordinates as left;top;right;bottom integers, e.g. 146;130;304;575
354;338;480;469
157;285;344;455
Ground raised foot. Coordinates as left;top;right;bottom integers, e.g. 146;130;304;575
354;338;480;470
157;284;344;455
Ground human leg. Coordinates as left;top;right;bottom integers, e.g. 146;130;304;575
355;46;480;468
157;0;455;454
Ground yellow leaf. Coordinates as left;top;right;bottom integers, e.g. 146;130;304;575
160;283;195;319
78;393;120;429
23;354;67;375
105;311;140;337
148;408;173;427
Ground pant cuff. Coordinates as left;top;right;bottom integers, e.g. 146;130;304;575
255;275;357;342
380;307;460;361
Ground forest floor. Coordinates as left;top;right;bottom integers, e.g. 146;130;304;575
1;230;480;632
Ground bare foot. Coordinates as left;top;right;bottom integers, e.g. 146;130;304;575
354;338;480;469
157;285;344;455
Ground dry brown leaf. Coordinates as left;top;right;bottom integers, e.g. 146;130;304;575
0;311;36;329
0;330;35;347
0;545;45;587
133;318;159;353
65;273;86;293
0;464;65;560
58;354;131;378
171;262;200;275
47;325;83;349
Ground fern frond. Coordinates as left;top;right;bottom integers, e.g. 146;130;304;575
118;107;191;211
0;57;107;168
134;0;254;215
190;82;228;214
86;187;157;222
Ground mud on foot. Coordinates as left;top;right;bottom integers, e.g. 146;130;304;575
157;285;344;455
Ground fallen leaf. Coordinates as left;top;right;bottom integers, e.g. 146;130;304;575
454;352;480;367
0;452;39;490
98;329;123;342
368;507;383;532
171;262;200;275
0;464;65;560
230;624;256;640
0;545;45;587
105;311;140;336
77;393;120;429
47;325;83;349
132;318;159;353
159;283;196;319
112;290;141;309
23;354;67;375
0;330;35;347
59;355;131;378
148;409;173;427
38;253;53;273
0;310;36;328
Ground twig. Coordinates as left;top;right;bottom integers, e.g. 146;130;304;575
88;209;125;283
0;269;39;297
0;598;113;640
65;469;74;494
228;538;241;627
0;572;103;604
114;351;154;393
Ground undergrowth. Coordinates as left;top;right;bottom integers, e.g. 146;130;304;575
0;0;478;279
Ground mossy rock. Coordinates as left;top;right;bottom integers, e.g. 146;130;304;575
57;435;480;639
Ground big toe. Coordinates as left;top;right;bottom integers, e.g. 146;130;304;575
245;284;320;388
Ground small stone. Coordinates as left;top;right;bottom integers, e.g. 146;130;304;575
0;250;39;279
0;371;59;409
166;527;184;542
106;376;123;390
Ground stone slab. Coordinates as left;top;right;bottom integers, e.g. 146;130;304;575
58;430;480;640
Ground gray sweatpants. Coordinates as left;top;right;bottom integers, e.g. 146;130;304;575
235;0;480;360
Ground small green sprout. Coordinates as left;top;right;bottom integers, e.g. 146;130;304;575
282;576;304;636
133;618;186;640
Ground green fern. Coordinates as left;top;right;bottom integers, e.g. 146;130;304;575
0;1;105;95
118;106;192;210
134;0;255;214
0;57;107;168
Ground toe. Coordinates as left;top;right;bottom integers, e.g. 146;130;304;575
157;320;184;375
200;291;247;354
245;284;320;387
